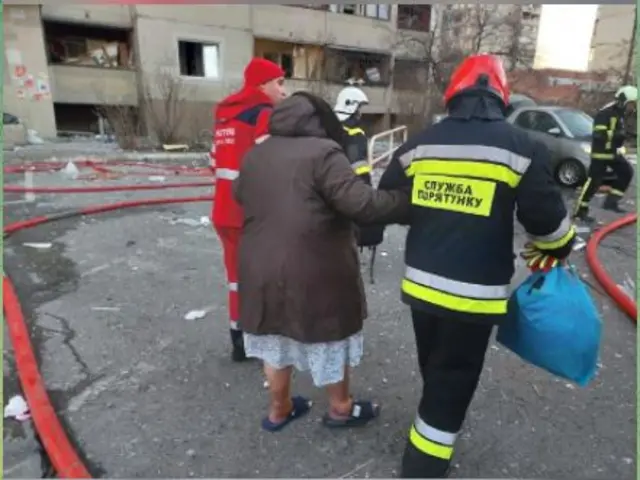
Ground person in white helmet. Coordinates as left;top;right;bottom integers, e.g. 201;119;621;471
334;86;384;282
574;85;637;223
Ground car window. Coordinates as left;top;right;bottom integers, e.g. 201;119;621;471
527;112;560;133
554;109;593;138
514;111;534;129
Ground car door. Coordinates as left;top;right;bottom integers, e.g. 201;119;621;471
512;110;563;168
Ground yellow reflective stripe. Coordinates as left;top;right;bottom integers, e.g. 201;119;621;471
529;217;573;246
605;117;617;150
592;153;615;160
409;426;454;460
343;126;365;136
593;125;608;131
574;177;591;216
351;160;372;175
610;189;624;197
533;225;576;250
402;279;508;314
407;160;522;188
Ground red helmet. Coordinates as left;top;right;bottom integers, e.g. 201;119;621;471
443;54;509;105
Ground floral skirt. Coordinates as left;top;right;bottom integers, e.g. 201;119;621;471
243;330;364;387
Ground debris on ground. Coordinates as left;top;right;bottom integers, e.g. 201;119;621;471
22;242;53;250
61;161;80;180
4;395;31;421
618;274;636;301
26;129;44;145
184;310;207;321
148;176;167;182
573;236;587;252
170;217;211;227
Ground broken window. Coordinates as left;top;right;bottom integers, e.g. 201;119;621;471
43;21;133;68
178;41;219;79
325;48;390;86
254;38;325;80
397;5;432;31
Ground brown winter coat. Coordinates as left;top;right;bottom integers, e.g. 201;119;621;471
233;95;409;344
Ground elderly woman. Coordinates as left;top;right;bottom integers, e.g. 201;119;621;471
233;92;409;432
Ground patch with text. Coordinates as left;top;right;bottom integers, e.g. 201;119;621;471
411;175;496;216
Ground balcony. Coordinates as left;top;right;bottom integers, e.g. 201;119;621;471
44;20;137;105
250;5;327;43
48;65;138;105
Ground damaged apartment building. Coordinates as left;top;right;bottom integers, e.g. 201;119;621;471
4;4;435;142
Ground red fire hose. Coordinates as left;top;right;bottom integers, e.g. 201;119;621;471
2;159;636;478
3;194;212;478
585;213;637;322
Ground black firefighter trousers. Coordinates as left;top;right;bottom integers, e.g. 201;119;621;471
577;154;634;213
401;309;493;478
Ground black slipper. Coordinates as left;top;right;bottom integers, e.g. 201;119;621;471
322;400;381;428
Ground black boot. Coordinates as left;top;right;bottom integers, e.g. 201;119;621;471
574;205;596;225
400;441;451;478
602;194;626;213
230;329;248;362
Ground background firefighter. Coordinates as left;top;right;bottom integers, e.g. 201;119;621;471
574;85;637;224
378;54;576;478
211;57;286;362
334;86;385;282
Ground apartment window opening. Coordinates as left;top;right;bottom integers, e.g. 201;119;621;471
178;40;220;79
397;5;432;31
329;4;390;20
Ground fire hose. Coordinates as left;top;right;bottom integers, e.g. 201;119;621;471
2;160;637;478
4;160;213;477
585;213;637;322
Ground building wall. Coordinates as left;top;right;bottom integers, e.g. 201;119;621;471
589;5;636;74
4;4;427;139
3;5;57;138
40;4;133;28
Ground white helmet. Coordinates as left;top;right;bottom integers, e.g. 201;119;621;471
334;86;369;121
615;85;638;104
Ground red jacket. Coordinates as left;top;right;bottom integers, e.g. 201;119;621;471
211;87;273;227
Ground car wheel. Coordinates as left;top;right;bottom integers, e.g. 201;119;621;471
555;159;586;188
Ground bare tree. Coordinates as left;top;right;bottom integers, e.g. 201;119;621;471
140;68;194;145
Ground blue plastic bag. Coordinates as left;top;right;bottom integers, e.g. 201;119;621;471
497;265;602;387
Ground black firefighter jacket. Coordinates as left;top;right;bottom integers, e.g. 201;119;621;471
591;101;627;161
343;118;385;248
378;92;576;325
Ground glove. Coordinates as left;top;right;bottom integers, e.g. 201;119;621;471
520;243;563;272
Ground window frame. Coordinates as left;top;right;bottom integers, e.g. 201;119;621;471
174;34;224;82
329;4;390;21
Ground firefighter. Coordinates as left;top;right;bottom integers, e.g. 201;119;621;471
212;57;286;362
574;85;637;224
378;54;576;478
334;86;384;282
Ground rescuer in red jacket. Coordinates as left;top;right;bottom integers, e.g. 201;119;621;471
211;58;287;361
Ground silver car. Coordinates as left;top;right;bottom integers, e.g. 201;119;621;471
506;106;593;188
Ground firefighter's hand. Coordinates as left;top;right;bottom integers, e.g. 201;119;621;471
520;243;563;272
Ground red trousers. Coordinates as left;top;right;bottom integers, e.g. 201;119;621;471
214;225;241;331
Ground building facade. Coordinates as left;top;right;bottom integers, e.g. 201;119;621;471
3;4;435;140
588;4;636;79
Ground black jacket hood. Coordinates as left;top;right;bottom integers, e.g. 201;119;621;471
447;91;507;121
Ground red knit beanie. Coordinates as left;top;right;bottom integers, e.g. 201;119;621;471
244;57;285;88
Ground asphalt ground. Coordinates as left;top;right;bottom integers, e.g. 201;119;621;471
2;163;637;479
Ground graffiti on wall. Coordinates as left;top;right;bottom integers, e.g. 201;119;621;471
6;46;51;101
